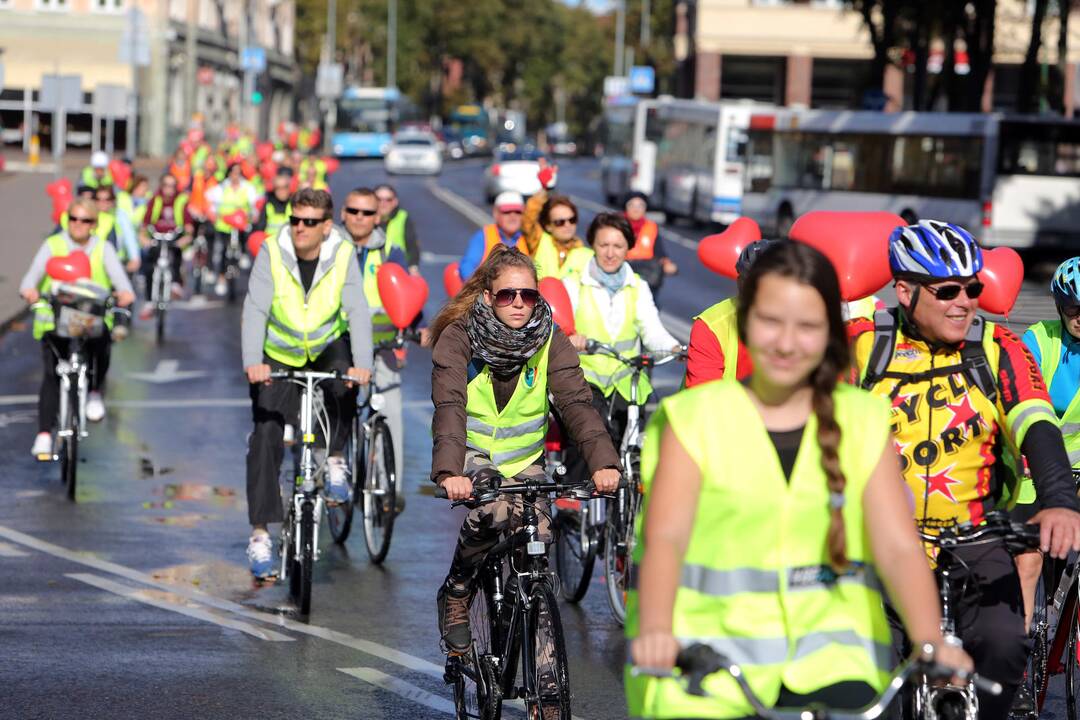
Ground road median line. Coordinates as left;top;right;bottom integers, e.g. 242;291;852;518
339;667;456;715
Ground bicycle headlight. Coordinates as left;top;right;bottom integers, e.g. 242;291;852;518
369;392;386;412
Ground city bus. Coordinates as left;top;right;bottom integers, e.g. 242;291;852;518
634;98;769;225
742;109;1080;248
446;104;493;156
332;86;405;158
598;95;639;204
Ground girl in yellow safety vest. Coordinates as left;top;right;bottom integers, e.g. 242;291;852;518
628;241;971;719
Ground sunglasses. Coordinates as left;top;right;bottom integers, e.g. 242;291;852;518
69;216;95;225
492;287;541;308
344;207;378;217
921;282;985;301
289;215;328;227
550;216;578;228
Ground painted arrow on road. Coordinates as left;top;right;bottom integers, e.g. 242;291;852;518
128;360;208;384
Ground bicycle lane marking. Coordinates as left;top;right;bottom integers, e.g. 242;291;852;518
338;667;457;715
66;573;295;642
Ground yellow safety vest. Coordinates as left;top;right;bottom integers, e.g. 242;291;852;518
214;183;252;234
147;194;190;228
385;209;409;257
573;274;651;402
533;233;593;280
695;298;740;382
264;201;291;239
625;381;893;719
33;234;112;340
465;333;552;477
359;244;399;344
81;166;113;189
262;236;354;367
1027;319;1080;467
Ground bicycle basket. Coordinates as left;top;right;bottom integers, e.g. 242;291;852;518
51;281;109;339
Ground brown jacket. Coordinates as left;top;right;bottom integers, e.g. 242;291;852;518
430;319;620;484
522;189;586;258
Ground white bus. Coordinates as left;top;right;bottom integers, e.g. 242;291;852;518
598;95;640;205
635;99;770;225
742;109;1080;248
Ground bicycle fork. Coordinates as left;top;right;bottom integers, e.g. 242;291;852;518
917;566;979;720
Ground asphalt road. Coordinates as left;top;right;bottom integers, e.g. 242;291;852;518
0;156;1070;720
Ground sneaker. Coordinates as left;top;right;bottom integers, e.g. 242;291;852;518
325;456;351;505
283;424;296;446
86;392;105;422
247;532;277;580
1010;684;1035;718
437;579;473;655
214;278;228;297
138;304;154;321
31;432;53;459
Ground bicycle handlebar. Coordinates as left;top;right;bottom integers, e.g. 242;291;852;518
375;327;423;351
916;511;1041;554
149;229;185;243
267;369;354;383
584;339;686;369
433;474;620;508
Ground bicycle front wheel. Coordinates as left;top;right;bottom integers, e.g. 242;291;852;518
603;490;637;626
524;581;571;719
327;421;358;545
1028;565;1050;712
289;500;315;616
554;500;597;602
361;418;397;564
60;432;78;501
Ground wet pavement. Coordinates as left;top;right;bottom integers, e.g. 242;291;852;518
0;157;1068;719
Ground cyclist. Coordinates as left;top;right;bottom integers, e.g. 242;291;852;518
20;198;136;455
241;188;374;579
252;170;292;241
628;240;971;719
137;174;193;320
524;193;593;280
622;191;677;301
848;220;1080;720
429;245;621;655
563;213;681;469
341;187;409;512
206;162;258;297
80;151;113;189
457;191;527;281
91;185;140;275
374;184;422;276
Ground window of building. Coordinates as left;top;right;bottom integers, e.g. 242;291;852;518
93;0;126;11
720;56;786;105
36;0;70;10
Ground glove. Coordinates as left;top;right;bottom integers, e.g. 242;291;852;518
538;166;558;190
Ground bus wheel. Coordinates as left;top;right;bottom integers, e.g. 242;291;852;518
777;206;795;239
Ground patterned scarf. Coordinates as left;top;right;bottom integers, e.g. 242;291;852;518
466;295;552;376
588;257;632;296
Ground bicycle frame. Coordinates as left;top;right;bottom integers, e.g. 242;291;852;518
149;231;179;310
54;344;90;444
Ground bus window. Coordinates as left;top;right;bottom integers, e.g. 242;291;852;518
998;121;1080;177
890;135;982;199
726;127;748;164
746;130;773;193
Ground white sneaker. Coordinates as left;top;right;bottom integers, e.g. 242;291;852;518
86;392;105;422
214;278;228;297
31;432;53;459
283;424;296;446
247;532;276;579
325;456;351;505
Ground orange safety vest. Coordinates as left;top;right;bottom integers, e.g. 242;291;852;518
626;219;658;261
480;224;527;264
169;161;192;192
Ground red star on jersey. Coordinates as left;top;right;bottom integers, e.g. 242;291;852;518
924;465;961;503
944;393;981;432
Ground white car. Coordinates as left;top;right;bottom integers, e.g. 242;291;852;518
484;148;545;203
384;132;443;175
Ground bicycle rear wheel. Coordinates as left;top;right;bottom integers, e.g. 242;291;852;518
1068;600;1080;720
361;418;397;564
603;489;638;626
1027;565;1050;712
452;574;501;720
289;500;315;615
554;500;597;602
524;581;572;719
327;421;358;545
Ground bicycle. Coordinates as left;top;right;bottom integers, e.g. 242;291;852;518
33;281;130;501
187;222;211;296
146;228;183;344
437;471;611;720
553;339;685;625
216;214;247;303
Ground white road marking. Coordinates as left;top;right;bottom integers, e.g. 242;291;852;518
128;359;209;384
427;181;491;227
566;194;699;251
0;396;248;409
67;572;295;642
420;251;461;264
338;667;456;715
170;298;226;311
0;542;29;557
0;394;36;406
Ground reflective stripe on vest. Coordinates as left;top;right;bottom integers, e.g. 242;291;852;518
149;194;189;228
34;234;112;340
696;298;740;382
385;209;409;256
575;276;651;401
533;233;593;280
626;220;658;261
1028;320;1080;468
625;381;893;719
262;237;353;367
360;245;399;343
481;224;526;264
465;335;552;477
214;184;252;233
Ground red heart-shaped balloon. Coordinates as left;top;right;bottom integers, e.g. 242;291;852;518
323;157;340;175
978;247;1024;316
443;262;464;297
377;262;429;329
46;178;73;200
256;142;274;162
789;211;902;301
698;217;762;278
109;159;131;190
247;231;268;257
46;251;92;283
260;161;278;184
539;276;576;335
223;209;249;231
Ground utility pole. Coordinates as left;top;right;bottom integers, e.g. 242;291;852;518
239;0;251;130
127;7;138;157
322;0;337;155
184;0;198;126
387;0;398;89
614;0;626;76
640;0;651;49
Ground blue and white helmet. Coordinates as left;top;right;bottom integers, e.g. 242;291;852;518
888;220;983;280
1051;257;1080;307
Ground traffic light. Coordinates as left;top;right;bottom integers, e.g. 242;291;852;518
251;90;264;105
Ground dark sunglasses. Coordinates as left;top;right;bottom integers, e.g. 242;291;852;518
344;207;378;217
550;216;578;228
289;215;328;227
492;288;541;308
1061;304;1080;319
921;282;985;301
69;216;95;225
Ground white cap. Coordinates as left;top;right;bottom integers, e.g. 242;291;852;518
493;191;524;211
91;151;109;169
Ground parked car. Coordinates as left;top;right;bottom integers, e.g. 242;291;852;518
484;148;545;203
384;131;442;175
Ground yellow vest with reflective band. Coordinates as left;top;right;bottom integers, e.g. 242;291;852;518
147;194;189;228
214;183;252;233
1027;320;1080;468
465;333;552;477
359;244;399;344
300;158;328;186
81;166;113;189
265;201;291;239
385;209;409;257
262;237;353;367
625;381;893;719
90;211;123;259
33;234;112;340
574;275;651;402
533;233;593;280
695;298;740;382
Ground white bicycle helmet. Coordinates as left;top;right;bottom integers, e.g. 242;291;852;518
888;220;983;280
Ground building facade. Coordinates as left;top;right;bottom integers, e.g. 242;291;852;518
0;0;299;157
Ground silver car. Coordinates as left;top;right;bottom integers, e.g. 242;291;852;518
384;132;443;175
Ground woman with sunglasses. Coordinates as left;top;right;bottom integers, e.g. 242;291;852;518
523;194;595;280
428;245;621;656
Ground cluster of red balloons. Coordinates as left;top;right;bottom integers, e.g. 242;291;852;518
45;178;73;224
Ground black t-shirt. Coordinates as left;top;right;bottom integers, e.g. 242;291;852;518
297;257;318;293
768;425;805;482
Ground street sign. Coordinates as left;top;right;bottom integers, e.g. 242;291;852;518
629;66;655;94
316;63;344;99
604;75;630;98
241;47;266;73
39;74;83;112
94;84;130;120
119;7;151;67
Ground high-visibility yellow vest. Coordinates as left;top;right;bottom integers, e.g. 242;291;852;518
625;380;894;719
214;184;252;234
465;333;552;477
385;209;409;257
33;234;112;340
90;211;123;258
359;244;399;344
1027;319;1080;467
695;298;740;382
264;201;291;239
81;166;113;189
533;233;593;280
147;194;190;229
262;236;353;367
574;274;651;402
